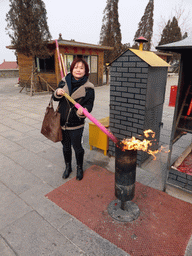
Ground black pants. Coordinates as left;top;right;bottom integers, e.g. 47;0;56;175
61;127;84;163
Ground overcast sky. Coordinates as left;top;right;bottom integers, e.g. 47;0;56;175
1;0;192;63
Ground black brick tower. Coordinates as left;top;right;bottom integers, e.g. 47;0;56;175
109;49;169;165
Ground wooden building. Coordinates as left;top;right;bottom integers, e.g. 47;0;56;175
153;51;172;63
7;36;113;90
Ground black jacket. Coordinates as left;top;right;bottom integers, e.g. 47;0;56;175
53;77;95;130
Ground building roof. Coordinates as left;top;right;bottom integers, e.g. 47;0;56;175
156;34;192;53
7;38;114;52
110;48;170;67
130;49;170;67
153;51;172;57
48;39;114;51
0;60;18;70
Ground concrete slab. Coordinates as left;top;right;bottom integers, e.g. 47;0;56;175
0;167;43;196
8;148;54;172
0;182;18;208
0;137;23;154
15;136;52;154
0;197;32;230
1;211;85;256
20;184;74;230
30;162;64;188
1;130;29;142
59;218;130;256
0;237;16;256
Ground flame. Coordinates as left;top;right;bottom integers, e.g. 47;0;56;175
143;129;155;138
121;129;160;160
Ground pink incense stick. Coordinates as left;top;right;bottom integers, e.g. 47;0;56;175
75;103;119;144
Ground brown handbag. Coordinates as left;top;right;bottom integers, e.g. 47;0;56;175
41;96;62;142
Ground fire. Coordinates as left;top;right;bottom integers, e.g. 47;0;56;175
121;129;160;160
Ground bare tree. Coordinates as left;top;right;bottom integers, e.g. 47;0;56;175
153;0;191;48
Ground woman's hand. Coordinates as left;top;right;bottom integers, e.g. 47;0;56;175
77;107;85;116
56;88;65;96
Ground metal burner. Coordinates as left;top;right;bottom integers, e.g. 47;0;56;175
108;200;140;222
108;145;140;222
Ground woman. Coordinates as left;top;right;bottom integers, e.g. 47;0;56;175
53;58;95;181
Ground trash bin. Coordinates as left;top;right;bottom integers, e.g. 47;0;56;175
89;117;109;155
169;85;178;107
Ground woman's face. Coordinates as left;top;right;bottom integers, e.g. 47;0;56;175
72;61;86;80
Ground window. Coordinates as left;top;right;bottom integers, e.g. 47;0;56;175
36;55;55;73
91;56;97;73
66;55;74;73
64;55;97;75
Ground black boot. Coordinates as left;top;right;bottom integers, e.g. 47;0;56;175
62;163;72;179
76;151;84;181
62;151;72;179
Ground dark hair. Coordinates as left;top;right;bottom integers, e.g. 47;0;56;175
70;58;89;77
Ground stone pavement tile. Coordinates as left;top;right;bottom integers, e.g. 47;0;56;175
7;148;65;189
0;236;16;256
136;167;157;186
15;136;52;154
0;123;12;133
41;138;63;149
147;173;166;191
5;109;31;117
22;112;42;121
155;144;170;163
0;117;36;133
159;133;171;144
0;197;32;230
37;146;64;167
160;128;171;138
1;130;29;142
8;148;54;171
17;116;40;126
59;218;130;256
1;211;85;256
30;121;44;130
0;109;9;116
0;162;44;195
30;162;64;188
20;183;72;230
173;133;192;148
84;148;111;170
26;128;51;142
141;158;168;176
0;137;23;154
0;182;18;209
161;121;173;131
0;153;13;167
6;113;24;120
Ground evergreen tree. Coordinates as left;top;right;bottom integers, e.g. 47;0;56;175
182;32;188;40
132;0;154;51
158;16;182;46
158;16;182;63
6;0;52;58
99;0;122;63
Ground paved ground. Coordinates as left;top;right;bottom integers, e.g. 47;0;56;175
0;75;192;255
